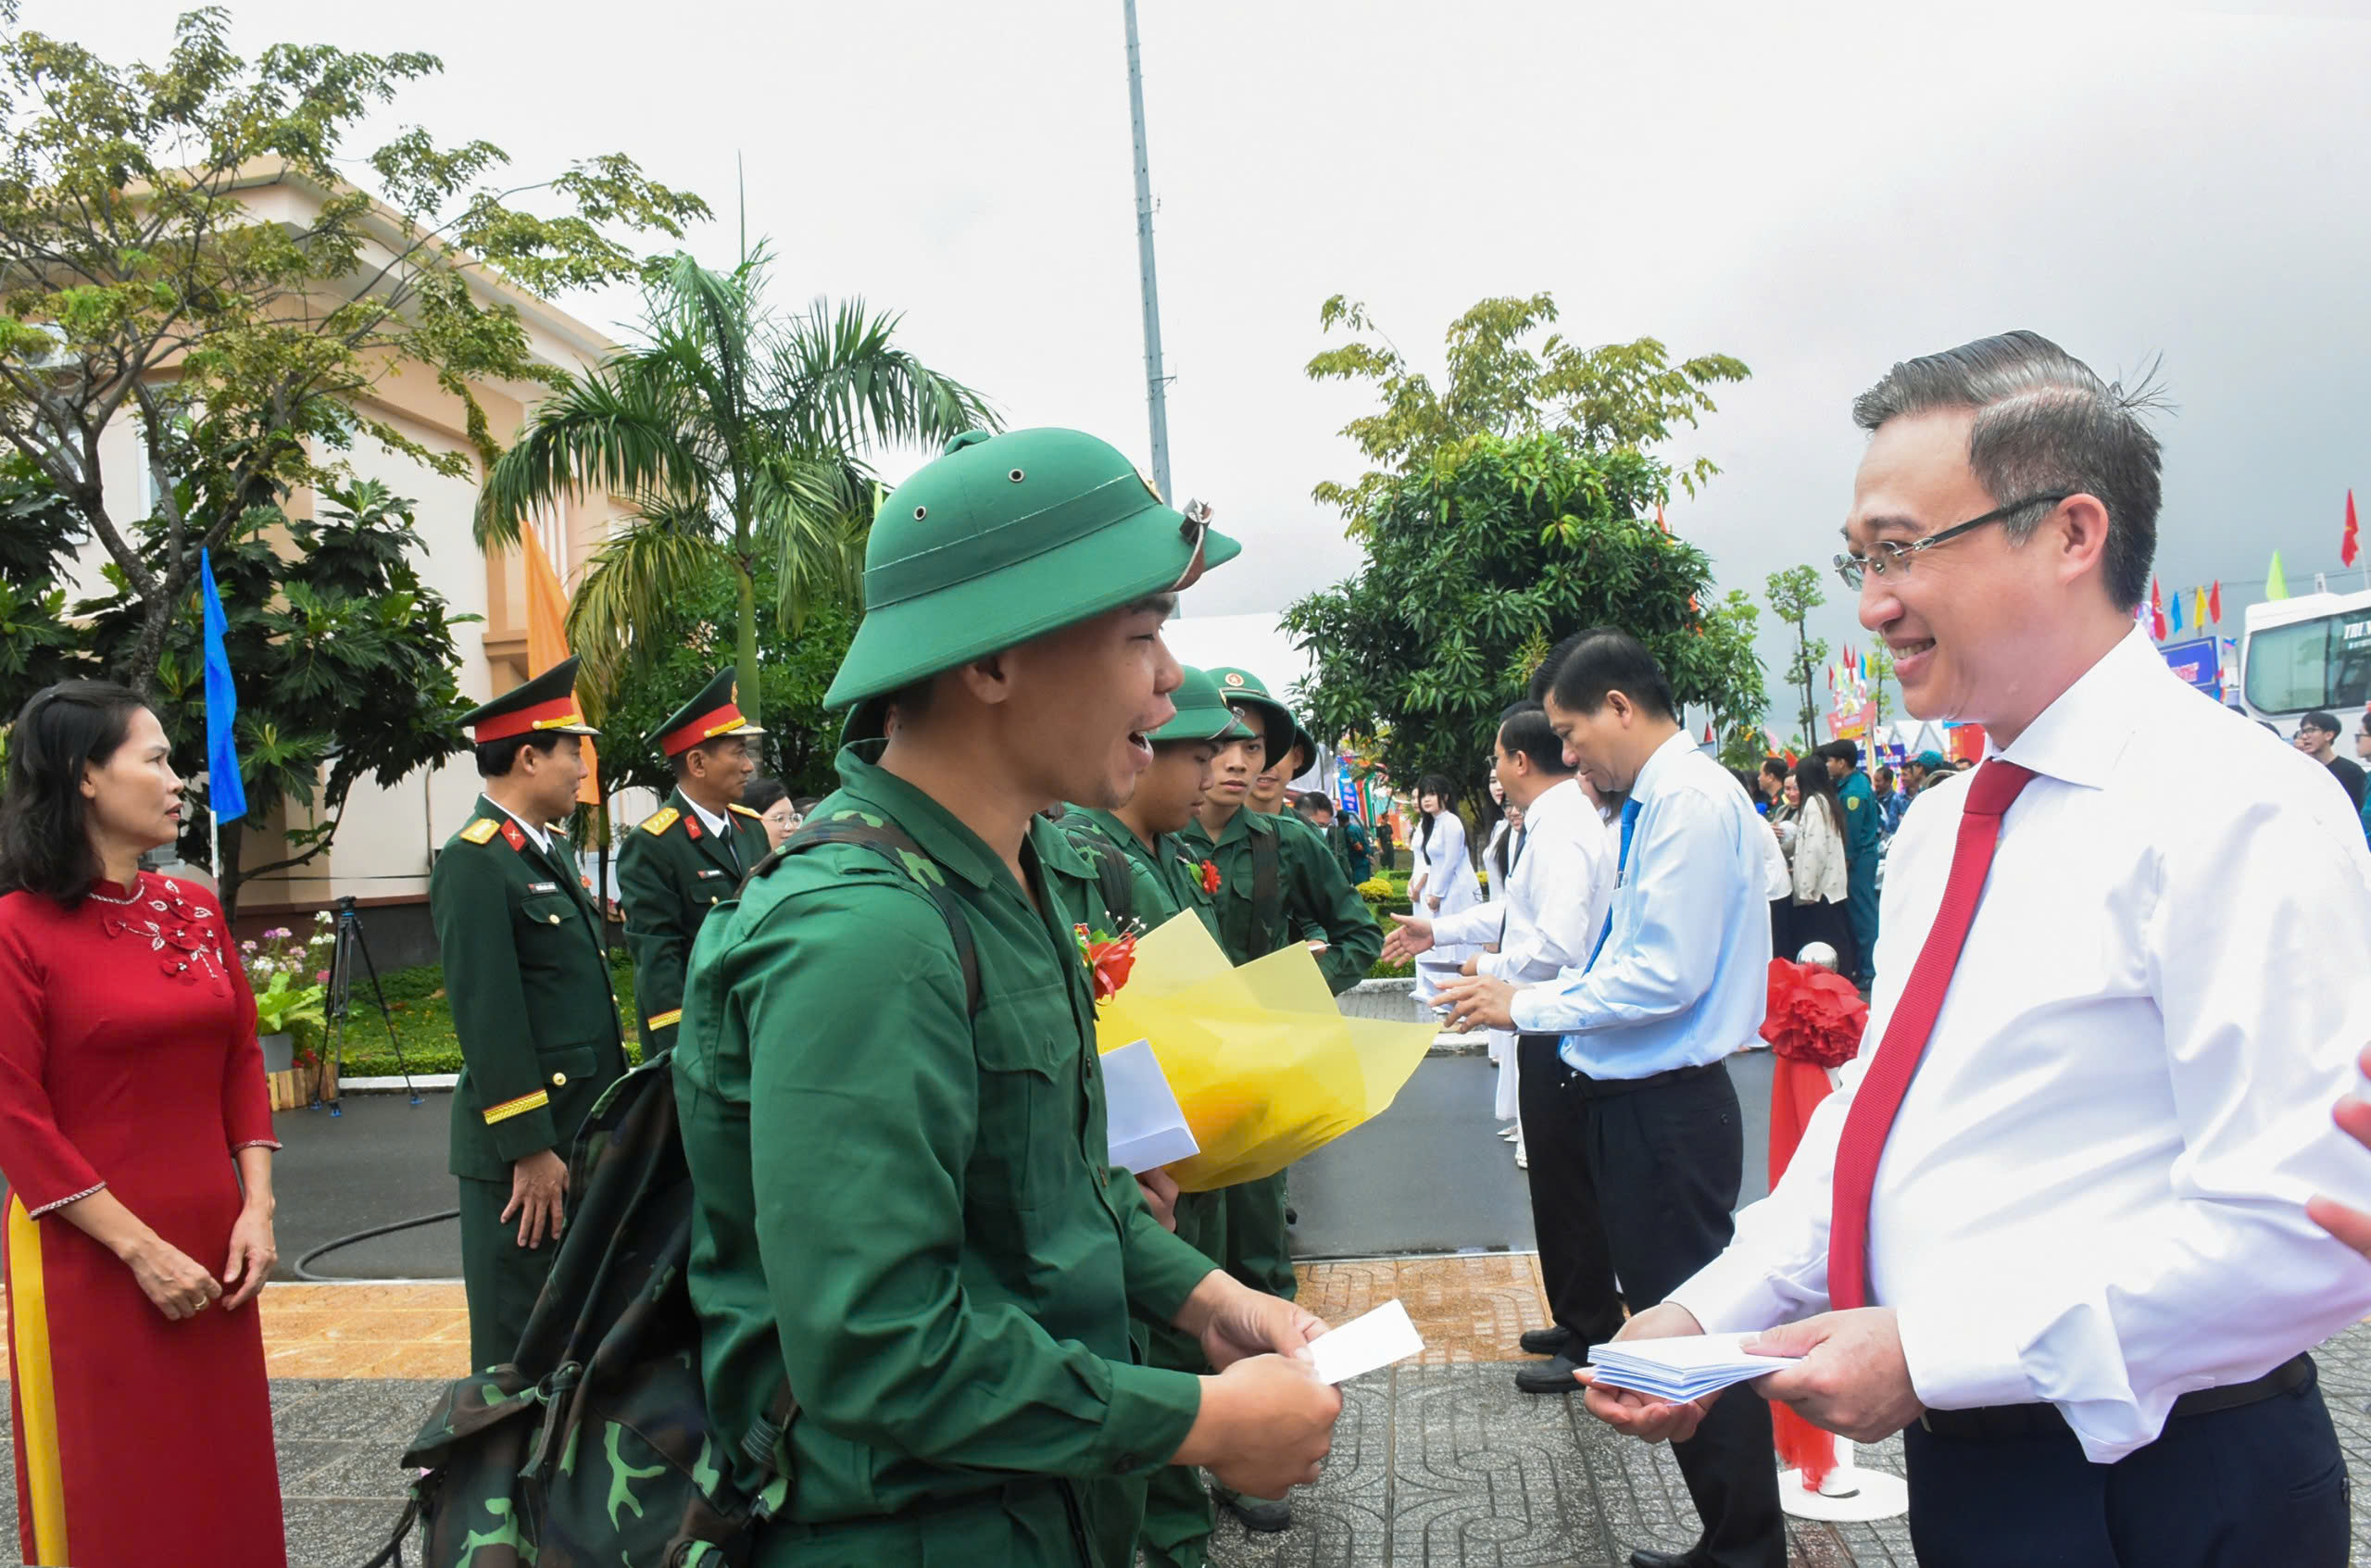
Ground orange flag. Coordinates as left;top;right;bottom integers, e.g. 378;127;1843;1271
520;524;601;807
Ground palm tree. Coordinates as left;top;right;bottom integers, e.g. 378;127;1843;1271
475;245;996;720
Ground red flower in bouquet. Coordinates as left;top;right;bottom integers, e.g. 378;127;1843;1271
1198;859;1222;896
1759;959;1868;1070
1074;922;1142;1003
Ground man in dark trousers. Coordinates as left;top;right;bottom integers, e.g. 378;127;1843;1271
1384;700;1626;1392
431;658;629;1370
617;668;771;1056
1439;631;1784;1568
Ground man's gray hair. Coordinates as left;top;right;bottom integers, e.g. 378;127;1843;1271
1852;331;2162;611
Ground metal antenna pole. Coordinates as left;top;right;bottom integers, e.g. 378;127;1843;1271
1123;0;1173;507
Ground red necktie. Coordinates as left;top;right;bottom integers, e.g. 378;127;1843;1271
1827;759;2037;1311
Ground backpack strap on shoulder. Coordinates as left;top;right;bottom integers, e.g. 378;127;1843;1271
1058;821;1139;931
749;818;984;1016
1249;822;1283;951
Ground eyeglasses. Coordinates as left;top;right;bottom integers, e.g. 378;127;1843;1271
1832;493;2071;590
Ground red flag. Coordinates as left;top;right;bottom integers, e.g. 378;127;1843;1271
2149;577;2166;641
2345;490;2361;569
2209;580;2223;621
1656;502;1670;534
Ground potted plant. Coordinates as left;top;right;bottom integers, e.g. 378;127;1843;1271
243;914;333;1108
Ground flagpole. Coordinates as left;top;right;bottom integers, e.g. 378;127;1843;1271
208;803;220;889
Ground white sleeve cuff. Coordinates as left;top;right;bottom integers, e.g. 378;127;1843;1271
1896;1297;2036;1413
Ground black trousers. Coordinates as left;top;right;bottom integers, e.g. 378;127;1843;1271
1516;1034;1625;1346
1576;1059;1785;1568
1901;1363;2350;1568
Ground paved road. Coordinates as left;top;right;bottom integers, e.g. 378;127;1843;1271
274;1050;1783;1280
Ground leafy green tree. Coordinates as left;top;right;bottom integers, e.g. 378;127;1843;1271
1283;433;1764;824
1304;292;1750;527
1765;565;1829;747
0;457;89;698
1703;589;1777;769
476;246;994;721
0;4;707;693
63;481;472;922
588;555;857;808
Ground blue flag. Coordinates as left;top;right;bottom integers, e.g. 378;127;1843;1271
200;547;247;823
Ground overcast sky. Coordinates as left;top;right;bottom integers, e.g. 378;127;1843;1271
32;0;2371;732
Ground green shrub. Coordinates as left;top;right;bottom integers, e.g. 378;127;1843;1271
329;952;641;1080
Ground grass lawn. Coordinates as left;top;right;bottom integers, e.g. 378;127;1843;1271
328;950;643;1078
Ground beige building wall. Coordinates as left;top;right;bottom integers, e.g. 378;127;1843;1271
66;167;669;925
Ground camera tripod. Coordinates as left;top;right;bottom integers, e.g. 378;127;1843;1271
321;895;420;1111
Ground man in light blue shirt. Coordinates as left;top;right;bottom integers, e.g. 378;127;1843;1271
1440;627;1781;1568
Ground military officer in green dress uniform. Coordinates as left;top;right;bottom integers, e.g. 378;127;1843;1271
1061;665;1252;1568
430;657;630;1371
617;669;771;1055
1180;666;1382;1537
673;429;1344;1568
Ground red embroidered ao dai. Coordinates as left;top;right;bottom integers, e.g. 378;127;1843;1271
0;873;286;1567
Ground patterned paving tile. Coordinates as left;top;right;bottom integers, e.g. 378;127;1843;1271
3;1261;2370;1567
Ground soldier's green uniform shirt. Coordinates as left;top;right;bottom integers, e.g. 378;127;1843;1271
617;786;772;1054
1062;806;1220;942
675;748;1218;1566
429;796;629;1367
1179;808;1382;997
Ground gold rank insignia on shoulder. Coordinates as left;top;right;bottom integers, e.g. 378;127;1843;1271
728;801;761;819
458;819;500;845
640;806;682;836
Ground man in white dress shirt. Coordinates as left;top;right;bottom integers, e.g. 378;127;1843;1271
1584;331;2371;1568
1440;635;1785;1568
1384;700;1625;1391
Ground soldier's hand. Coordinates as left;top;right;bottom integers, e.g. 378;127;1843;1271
125;1235;224;1322
1179;1355;1341;1498
1135;1169;1179;1232
1380;913;1435;964
503;1148;570;1249
1196;1283;1331;1372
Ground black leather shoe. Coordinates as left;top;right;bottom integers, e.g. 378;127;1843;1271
1513;1350;1585;1394
1518;1324;1574;1357
1626;1549;1697;1568
1211;1483;1292;1533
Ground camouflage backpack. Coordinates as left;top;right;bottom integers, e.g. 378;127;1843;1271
371;818;981;1568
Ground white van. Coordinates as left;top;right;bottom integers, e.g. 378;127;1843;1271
2238;587;2371;727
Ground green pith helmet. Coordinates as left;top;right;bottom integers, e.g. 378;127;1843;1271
1204;666;1296;767
823;427;1240;711
1149;666;1257;746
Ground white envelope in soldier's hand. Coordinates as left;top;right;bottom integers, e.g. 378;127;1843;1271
1103;1039;1200;1174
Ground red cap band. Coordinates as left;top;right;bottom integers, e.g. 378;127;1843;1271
660;704;748;757
473;695;584;743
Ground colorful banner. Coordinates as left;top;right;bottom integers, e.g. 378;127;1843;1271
2156;635;2221;699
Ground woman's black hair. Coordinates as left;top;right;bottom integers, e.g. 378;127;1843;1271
1793;753;1844;838
742;776;790;814
0;681;149;907
1414;772;1456;853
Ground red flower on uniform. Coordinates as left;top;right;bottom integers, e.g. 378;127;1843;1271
1199;859;1222;896
1073;922;1141;1003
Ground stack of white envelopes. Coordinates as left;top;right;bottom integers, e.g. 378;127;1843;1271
1586;1333;1801;1401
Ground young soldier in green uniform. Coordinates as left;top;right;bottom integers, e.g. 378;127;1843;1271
1060;665;1250;1568
430;658;630;1371
674;429;1343;1568
616;669;770;1055
1181;667;1383;1536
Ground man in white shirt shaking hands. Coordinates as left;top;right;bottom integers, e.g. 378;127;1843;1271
1589;332;2371;1567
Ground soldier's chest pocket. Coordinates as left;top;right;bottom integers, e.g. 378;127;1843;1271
517;892;580;947
969;980;1087;1222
